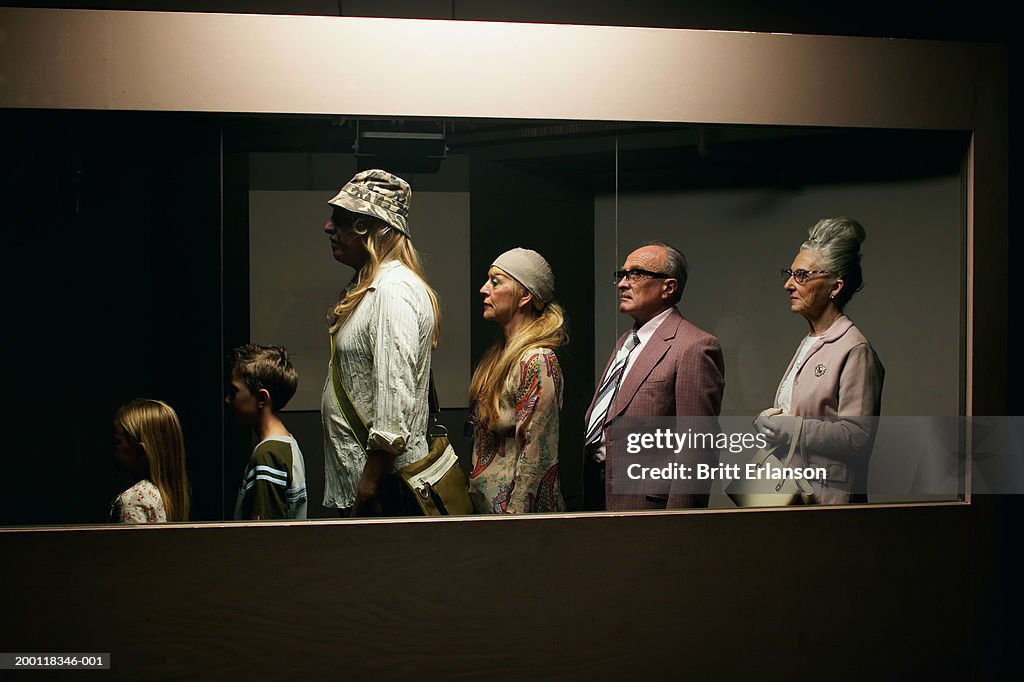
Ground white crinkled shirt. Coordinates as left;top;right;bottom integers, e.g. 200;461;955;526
321;259;434;509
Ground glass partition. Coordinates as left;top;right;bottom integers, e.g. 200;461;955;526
605;126;969;507
0;107;969;526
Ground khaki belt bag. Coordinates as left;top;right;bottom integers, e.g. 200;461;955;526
398;432;473;516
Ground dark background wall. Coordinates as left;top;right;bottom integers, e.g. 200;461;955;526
1;110;226;524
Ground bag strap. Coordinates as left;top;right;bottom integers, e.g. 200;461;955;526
778;416;804;468
784;418;815;497
330;332;445;445
748;417;804;467
329;332;370;455
428;373;439;414
428;371;447;438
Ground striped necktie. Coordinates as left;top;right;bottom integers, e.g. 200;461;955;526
585;329;641;446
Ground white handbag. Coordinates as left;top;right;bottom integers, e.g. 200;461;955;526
726;416;814;507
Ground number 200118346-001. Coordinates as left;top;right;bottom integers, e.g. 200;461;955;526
1;654;110;669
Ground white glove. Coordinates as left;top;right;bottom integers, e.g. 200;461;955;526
753;407;792;443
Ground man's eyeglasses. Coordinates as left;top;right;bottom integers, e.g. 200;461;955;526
780;268;834;285
614;269;672;284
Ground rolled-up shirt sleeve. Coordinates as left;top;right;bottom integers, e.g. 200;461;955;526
367;279;429;456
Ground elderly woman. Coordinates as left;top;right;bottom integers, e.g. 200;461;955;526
755;218;885;504
468;248;567;514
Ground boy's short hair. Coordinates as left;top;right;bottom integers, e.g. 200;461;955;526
229;344;298;411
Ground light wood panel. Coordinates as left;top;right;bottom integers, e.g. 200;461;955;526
0;8;991;129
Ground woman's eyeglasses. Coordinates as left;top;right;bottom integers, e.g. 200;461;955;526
780;268;834;284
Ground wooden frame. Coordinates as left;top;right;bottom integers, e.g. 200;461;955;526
0;8;1007;677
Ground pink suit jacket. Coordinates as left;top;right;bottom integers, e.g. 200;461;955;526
586;307;725;510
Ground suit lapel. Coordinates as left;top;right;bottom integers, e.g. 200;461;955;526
784;316;854;393
607;309;681;420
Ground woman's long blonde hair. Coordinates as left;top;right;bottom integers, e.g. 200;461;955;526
328;213;441;348
115;399;190;522
469;278;568;428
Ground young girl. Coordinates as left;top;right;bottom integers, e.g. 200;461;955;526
111;399;190;523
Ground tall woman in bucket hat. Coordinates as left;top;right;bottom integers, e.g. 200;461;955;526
321;169;441;517
468;248;567;513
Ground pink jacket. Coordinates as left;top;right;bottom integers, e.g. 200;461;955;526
774;315;884;501
588;307;725;509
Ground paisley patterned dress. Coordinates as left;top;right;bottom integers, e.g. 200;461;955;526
469;348;565;514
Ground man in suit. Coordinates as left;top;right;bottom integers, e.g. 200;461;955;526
584;241;725;510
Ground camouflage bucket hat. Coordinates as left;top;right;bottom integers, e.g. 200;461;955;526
327;169;412;238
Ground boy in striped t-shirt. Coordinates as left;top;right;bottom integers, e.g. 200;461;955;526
227;344;308;520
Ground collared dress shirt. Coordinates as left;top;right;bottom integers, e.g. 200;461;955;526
620;306;675;384
592;306;676;461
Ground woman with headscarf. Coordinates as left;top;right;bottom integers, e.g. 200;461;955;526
468;248;568;514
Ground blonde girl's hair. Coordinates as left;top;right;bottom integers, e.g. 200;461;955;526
468;277;568;428
327;212;441;348
115;399;190;522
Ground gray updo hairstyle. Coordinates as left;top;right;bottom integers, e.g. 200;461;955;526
800;217;866;308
